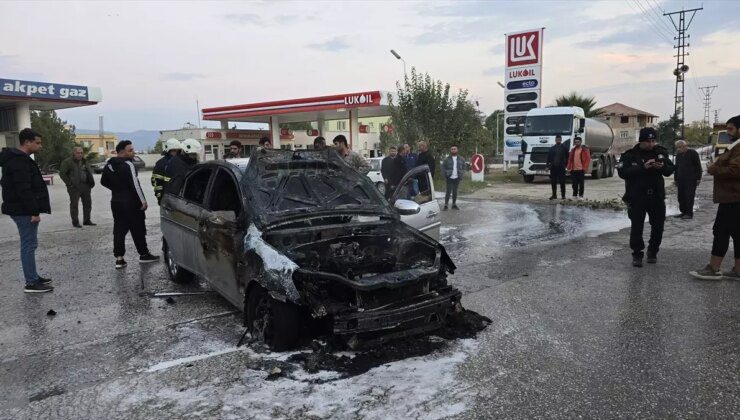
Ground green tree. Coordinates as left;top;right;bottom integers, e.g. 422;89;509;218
683;121;711;147
30;110;76;172
656;111;682;151
152;140;165;154
554;92;603;118
485;109;504;154
387;67;483;157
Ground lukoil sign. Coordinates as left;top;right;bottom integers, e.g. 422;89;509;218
0;78;92;101
344;93;376;106
507;30;542;67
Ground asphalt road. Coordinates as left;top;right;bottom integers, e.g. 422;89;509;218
0;173;738;419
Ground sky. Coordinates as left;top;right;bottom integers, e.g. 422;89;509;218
1;0;738;132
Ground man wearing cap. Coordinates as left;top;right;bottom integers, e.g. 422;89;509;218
546;134;569;200
617;127;675;267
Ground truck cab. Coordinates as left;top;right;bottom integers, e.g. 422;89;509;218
709;124;731;160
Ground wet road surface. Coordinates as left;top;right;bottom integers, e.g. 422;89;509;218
1;176;738;418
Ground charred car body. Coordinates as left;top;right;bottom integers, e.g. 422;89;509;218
160;149;460;350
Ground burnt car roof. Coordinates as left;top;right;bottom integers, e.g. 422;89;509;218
241;149;392;227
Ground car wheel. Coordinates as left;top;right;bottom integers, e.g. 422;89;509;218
246;285;303;351
523;175;535;183
163;240;195;283
376;182;386;196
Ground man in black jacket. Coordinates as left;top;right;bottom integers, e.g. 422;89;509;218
546;135;569;200
415;141;436;196
617;127;675;267
0;128;53;293
381;146;404;199
101;140;159;269
673;140;703;219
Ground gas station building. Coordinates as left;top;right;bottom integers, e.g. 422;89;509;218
200;91;391;159
0;78;102;149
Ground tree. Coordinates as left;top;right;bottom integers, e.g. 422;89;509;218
683;120;711;147
554;92;603;118
30;110;76;172
152;140;165;154
656;111;682;151
387;67;484;157
485;109;504;155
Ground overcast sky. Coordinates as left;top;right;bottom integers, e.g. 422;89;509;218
1;0;737;132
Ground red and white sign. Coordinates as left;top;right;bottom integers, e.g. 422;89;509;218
507;29;542;67
506;66;539;81
206;131;222;139
471;154;484;174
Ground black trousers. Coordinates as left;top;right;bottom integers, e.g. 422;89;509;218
68;188;92;224
550;166;566;197
445;177;460;205
628;198;666;257
111;201;149;258
676;179;697;216
571;170;585;197
711;203;740;259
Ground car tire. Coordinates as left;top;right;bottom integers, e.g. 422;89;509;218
246;285;303;351
523;175;535;183
163;239;195;284
376;182;386;196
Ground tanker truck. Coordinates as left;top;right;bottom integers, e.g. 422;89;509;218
517;107;618;183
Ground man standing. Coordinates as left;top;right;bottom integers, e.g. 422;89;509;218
313;136;326;150
333;135;370;174
416;141;436;178
690;115;740;280
151;138;182;204
381;146;404;199
566;136;591;200
673;140;703;219
0;128;53;293
101;140;159;269
403;143;419;198
165;139;199;195
547;134;569;200
617;127;675;267
59;146;96;227
442;145;465;210
258;137;271;149
223;140;243;159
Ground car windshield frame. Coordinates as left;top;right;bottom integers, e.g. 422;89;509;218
240;149;393;227
524;115;574;136
718;131;733;145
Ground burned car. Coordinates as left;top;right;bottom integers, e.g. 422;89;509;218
160;149;460;350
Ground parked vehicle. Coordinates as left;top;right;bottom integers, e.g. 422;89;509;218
518;107;619;182
159;149;458;350
709;123;731;161
367;157;385;195
92;155;145;173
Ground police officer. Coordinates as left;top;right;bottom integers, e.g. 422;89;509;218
617;127;675;267
151;138;182;204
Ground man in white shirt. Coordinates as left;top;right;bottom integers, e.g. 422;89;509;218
442;146;466;210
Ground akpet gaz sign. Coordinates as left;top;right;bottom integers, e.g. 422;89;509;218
502;28;543;162
0;78;91;101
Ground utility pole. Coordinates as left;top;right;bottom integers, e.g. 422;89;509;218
698;85;717;128
664;6;702;139
714;109;721;125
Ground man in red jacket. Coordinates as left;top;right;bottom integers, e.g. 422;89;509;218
566;136;591;199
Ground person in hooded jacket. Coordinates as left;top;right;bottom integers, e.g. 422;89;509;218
101;140;159;269
0;128;53;293
617;127;675;267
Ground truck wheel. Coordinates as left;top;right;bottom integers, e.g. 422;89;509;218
246;285;303;351
164;239;195;284
523;175;535;183
592;160;602;179
607;158;614;177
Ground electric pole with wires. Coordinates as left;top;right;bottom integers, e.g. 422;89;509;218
664;6;703;139
698;85;717;128
714;109;721;125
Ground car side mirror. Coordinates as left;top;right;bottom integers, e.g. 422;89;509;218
394;199;421;216
578;118;585;133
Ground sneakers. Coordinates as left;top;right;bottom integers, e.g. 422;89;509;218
680;214;693;220
442;205;449;211
672;213;684;218
646;252;657;264
72;223;82;228
632;256;643;267
451;205;459;210
723;269;740;280
549;195;557;200
83;221;97;226
139;254;160;263
115;259;127;269
38;276;52;285
24;283;54;293
689;265;722;280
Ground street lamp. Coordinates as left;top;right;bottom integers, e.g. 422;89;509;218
390;49;407;77
497;81;505;89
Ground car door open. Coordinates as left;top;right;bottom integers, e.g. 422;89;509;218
391;165;441;239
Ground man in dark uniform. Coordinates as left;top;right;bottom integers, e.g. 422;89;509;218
673;140;703;219
617;127;675;267
381;145;404;199
151;138;182;204
546;134;569;200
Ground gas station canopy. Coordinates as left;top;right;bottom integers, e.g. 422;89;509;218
202;91;389;148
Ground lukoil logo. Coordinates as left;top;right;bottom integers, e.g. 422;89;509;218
508;68;538;79
507;30;540;67
344;93;374;105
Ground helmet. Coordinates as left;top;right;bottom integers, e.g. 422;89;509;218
181;138;202;154
165;138;183;151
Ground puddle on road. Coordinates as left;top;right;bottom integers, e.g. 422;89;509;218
440;200;631;251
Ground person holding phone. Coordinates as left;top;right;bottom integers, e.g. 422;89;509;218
617;127;675;267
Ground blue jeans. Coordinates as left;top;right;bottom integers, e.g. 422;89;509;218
10;215;40;284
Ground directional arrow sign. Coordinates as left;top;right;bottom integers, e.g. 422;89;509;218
471;154;484;181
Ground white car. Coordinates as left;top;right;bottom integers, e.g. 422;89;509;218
367;157;385;195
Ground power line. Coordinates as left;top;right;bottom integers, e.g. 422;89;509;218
638;0;677;41
698;85;717;127
631;0;675;44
